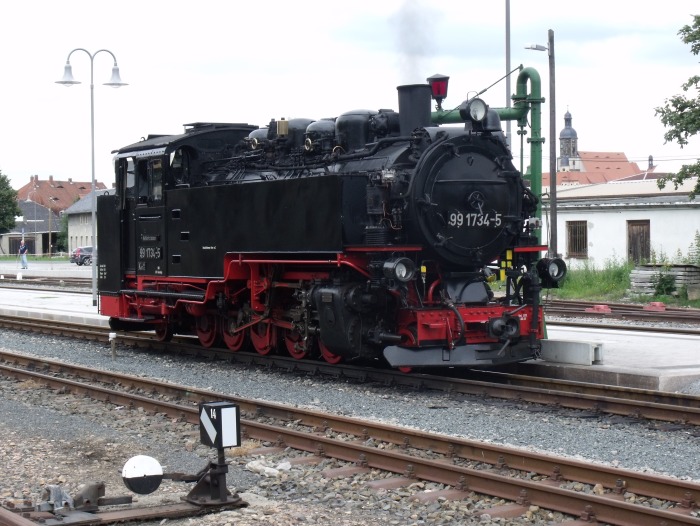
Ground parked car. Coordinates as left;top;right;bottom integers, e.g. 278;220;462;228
70;246;93;266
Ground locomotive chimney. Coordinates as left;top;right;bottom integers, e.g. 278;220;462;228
396;84;432;136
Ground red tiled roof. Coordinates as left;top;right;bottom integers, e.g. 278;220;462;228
15;175;107;214
543;151;649;187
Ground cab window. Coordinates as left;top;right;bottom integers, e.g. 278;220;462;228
134;159;163;204
149;159;163;202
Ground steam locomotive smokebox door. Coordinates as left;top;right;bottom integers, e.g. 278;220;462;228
410;135;522;268
199;402;241;449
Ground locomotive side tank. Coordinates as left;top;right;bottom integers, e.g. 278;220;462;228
97;74;564;368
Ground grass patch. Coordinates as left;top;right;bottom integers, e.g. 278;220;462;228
545;258;700;308
549;259;634;302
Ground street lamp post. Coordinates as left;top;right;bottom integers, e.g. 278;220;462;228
526;29;557;257
56;49;127;306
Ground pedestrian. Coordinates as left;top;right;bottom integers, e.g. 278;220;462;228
18;241;28;269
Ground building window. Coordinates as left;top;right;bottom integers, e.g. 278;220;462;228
567;221;588;258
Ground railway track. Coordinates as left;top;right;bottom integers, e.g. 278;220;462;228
2;313;700;428
546;317;700;335
544;299;700;325
1;351;699;525
1;280;699;326
0;276;92;291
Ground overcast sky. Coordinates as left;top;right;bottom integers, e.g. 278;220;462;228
1;1;698;190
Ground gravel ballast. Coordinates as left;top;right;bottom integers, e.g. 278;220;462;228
1;330;699;525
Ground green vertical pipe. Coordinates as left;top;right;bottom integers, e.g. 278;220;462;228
431;67;544;237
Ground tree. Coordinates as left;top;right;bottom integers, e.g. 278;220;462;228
56;211;68;252
0;170;21;232
655;16;700;198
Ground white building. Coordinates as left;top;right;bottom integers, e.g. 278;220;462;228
540;110;700;269
541;178;700;269
63;189;115;252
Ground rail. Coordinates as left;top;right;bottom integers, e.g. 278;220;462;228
1;354;699;525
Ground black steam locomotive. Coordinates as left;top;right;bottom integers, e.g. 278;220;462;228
97;75;565;369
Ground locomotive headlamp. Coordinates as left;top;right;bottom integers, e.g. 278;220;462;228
463;98;488;122
536;257;567;288
427;73;449;111
383;257;416;283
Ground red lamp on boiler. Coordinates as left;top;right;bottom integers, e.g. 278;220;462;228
427;73;449;111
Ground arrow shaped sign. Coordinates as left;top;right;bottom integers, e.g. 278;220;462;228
200;407;217;445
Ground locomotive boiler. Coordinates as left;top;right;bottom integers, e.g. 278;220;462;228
97;73;565;369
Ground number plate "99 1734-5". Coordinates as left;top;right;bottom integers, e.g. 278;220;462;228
138;246;162;260
447;212;502;228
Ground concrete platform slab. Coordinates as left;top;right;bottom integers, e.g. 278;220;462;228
540;339;604;366
530;325;700;392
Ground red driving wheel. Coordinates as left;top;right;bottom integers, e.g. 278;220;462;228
250;321;276;355
318;339;342;364
284;330;310;360
222;317;245;352
154;322;173;342
195;314;219;348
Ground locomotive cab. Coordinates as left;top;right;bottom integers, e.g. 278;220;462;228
99;123;258;299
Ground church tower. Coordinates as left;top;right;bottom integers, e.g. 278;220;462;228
558;110;580;171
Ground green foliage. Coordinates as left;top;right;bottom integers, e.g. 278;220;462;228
56;213;69;252
551;257;633;301
0;169;21;232
548;253;700;307
654;15;700;199
680;15;700;57
648;247;668;265
652;269;676;296
688;230;700;266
